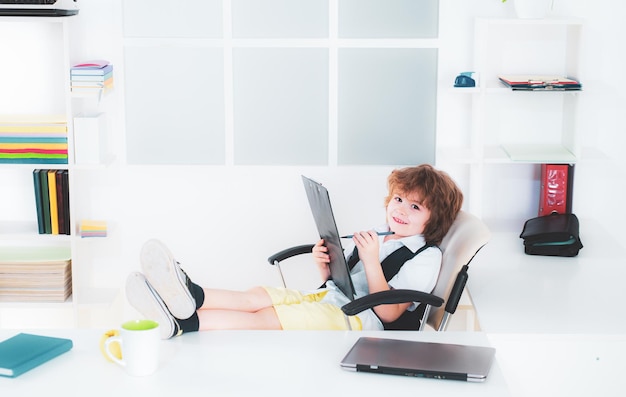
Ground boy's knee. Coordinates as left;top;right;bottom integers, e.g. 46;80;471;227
247;286;269;297
245;286;273;309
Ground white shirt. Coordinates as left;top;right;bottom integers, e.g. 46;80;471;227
320;225;442;330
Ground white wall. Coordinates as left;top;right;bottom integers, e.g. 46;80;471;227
68;0;625;308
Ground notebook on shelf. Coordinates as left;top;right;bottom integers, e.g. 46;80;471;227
498;75;582;91
340;336;496;382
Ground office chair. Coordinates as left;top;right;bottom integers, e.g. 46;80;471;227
267;210;490;331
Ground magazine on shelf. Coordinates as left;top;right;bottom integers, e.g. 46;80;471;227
498;75;582;91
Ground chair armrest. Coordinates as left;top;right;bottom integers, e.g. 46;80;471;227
341;289;444;316
444;265;468;315
267;244;315;265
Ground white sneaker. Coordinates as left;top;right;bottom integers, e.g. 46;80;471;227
140;239;196;319
125;272;181;339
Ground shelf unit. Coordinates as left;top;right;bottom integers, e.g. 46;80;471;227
441;17;583;223
0;16;117;329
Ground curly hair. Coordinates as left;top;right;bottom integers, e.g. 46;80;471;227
384;164;463;245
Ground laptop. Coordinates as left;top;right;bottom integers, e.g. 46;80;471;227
340;337;496;382
301;175;356;300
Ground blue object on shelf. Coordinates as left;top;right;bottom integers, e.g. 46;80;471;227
454;72;476;87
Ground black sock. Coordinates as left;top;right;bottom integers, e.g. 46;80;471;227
177;311;200;334
190;281;204;309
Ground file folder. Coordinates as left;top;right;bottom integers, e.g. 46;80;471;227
539;164;574;216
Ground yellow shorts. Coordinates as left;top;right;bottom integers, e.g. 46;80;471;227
262;286;362;330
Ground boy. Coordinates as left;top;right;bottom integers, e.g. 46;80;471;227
126;164;463;338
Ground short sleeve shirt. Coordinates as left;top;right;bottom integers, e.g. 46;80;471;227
320;225;442;330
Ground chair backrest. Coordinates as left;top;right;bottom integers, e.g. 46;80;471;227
425;210;490;331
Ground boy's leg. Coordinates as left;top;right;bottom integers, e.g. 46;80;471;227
197;286;362;330
199;286;274;312
197;306;282;330
140;239;205;319
194;286;280;330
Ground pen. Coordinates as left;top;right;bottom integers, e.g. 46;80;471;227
340;231;395;238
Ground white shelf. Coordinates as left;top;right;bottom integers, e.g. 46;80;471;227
475;17;584;26
449;80;583;95
0;297;74;309
437;144;578;165
0;15;115;328
0;221;72;241
497;144;576;164
459;17;584;219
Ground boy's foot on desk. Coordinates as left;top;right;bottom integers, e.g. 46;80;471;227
140;239;198;319
126;272;181;339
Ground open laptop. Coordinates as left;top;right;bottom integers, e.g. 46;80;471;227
301;175;356;300
340;337;496;382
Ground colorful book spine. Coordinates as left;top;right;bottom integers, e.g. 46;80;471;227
33;169;70;235
32;170;45;234
47;170;59;235
60;170;70;235
39;169;51;234
55;170;66;235
0;120;68;164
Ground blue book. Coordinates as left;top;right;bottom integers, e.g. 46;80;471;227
0;333;73;378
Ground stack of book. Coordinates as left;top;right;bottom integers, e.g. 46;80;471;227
498;75;582;91
70;60;114;95
0;117;68;164
33;169;70;235
0;246;72;302
78;220;107;238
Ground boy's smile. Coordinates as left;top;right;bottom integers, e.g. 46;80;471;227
386;192;431;238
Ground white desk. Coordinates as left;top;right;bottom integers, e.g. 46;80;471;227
488;333;626;397
469;221;626;333
467;222;626;396
0;330;510;397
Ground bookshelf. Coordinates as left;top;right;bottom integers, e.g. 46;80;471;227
0;16;115;328
439;17;584;224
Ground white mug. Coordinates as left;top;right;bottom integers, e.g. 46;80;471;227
101;319;160;376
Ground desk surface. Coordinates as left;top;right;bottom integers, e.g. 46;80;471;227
469;220;626;333
488;333;626;397
0;330;509;397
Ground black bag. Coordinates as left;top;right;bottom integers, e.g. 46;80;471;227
520;213;583;257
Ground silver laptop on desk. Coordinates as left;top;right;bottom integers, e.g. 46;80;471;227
340;337;496;382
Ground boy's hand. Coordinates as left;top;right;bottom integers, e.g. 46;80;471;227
312;239;331;281
353;230;380;267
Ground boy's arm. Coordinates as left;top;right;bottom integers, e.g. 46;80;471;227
353;231;411;323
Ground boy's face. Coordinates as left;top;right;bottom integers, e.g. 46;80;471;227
386;191;431;238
